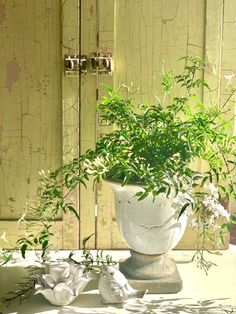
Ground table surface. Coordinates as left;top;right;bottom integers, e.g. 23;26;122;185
1;246;236;314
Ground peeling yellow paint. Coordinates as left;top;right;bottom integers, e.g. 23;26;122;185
0;0;62;247
4;58;21;92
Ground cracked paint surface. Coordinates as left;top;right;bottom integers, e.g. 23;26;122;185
0;0;62;243
0;0;236;250
96;0;236;250
0;0;6;25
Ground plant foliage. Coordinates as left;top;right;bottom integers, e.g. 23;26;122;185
12;56;236;272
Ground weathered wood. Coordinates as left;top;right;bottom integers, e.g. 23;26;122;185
79;0;97;249
0;221;63;250
61;0;80;249
220;0;236;215
0;0;62;248
96;0;125;249
1;0;235;251
96;0;206;249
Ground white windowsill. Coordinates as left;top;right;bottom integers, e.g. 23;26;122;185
1;245;236;313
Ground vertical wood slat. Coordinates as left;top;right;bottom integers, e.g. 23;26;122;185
195;0;223;176
61;0;80;249
96;0;125;249
176;0;226;249
203;0;224;106
0;1;63;248
79;0;97;249
220;0;236;213
0;1;62;218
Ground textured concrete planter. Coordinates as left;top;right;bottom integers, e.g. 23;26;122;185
110;182;187;293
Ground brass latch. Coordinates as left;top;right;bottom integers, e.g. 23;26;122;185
64;53;112;76
64;54;87;76
90;53;112;75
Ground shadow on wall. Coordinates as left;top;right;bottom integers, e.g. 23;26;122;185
230;225;236;245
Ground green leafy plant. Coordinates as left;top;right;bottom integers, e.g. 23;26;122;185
0;234;116;306
69;233;117;272
0;249;14;266
12;56;236;272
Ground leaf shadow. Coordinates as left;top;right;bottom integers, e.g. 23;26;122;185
123;297;236;314
2;295;236;314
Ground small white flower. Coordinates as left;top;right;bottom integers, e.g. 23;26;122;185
213;203;230;220
0;231;9;243
202;194;230;221
17;212;28;225
202;196;215;209
188;218;199;227
224;73;235;88
205;183;219;197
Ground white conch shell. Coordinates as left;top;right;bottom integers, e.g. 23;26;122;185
35;260;95;306
98;265;147;304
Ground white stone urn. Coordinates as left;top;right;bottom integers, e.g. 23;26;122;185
109;182;188;293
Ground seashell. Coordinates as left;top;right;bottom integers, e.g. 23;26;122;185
35;260;95;306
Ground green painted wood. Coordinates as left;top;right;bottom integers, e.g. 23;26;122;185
0;0;62;248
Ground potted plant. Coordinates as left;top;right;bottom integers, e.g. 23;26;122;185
11;56;236;293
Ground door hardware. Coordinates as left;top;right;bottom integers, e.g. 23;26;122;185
90;53;112;75
64;53;112;76
64;54;87;76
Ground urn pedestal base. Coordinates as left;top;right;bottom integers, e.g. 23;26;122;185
119;250;183;293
